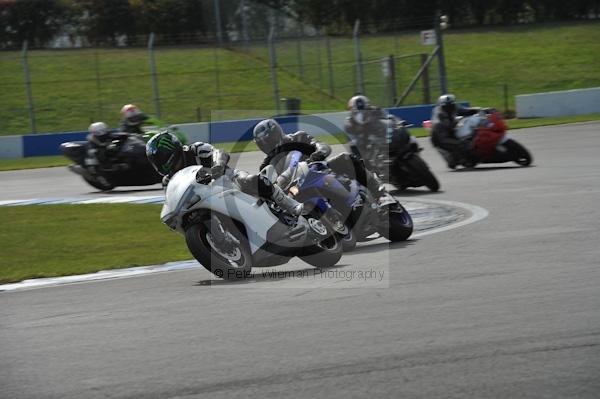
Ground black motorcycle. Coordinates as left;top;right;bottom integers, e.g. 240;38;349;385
350;118;440;192
60;133;162;191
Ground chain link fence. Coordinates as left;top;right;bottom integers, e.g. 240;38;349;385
3;17;597;136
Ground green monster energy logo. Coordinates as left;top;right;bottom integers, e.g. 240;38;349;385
157;136;175;150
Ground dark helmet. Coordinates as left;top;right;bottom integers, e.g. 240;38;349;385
146;130;183;176
253;118;285;154
437;94;457;115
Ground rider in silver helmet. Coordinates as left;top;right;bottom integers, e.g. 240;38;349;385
253;118;395;209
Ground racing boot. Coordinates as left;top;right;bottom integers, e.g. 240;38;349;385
270;184;304;216
367;173;396;211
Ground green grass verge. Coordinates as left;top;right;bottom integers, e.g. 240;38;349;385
1;112;599;283
0;155;72;171
1;114;598;171
1;22;599;136
0;204;190;284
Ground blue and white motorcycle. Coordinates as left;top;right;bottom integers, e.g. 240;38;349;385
273;159;414;252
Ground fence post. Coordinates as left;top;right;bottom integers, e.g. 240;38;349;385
353;19;365;94
326;35;335;97
385;55;397;106
434;11;448;94
148;33;161;118
268;27;281;114
21;40;36;133
94;51;103;120
420;53;431;104
296;27;304;80
317;33;324;107
214;0;223;44
213;46;223;110
503;83;509;113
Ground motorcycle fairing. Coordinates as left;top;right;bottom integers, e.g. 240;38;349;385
162;165;282;254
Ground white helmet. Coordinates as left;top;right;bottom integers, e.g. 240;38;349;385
88;122;110;146
348;95;372;125
120;104;145;126
437;94;457;115
347;95;370;111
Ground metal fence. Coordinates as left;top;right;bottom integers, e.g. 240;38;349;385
1;24;447;136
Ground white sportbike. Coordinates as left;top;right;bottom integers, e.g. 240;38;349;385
160;165;343;279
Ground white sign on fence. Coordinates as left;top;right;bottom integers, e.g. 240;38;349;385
421;30;436;45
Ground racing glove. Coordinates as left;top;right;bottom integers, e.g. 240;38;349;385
210;164;225;179
196;168;212;184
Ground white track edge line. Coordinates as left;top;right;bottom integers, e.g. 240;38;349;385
1;198;488;292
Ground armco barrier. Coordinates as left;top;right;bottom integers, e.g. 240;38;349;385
23;131;88;157
516;87;600;118
0;135;24;159
386;103;470;126
1;104;462;159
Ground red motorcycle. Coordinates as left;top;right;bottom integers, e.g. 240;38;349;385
424;111;532;168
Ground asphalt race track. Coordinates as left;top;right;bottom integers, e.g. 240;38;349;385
1;122;599;398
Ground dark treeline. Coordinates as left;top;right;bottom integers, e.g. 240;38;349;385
286;0;600;31
1;0;598;48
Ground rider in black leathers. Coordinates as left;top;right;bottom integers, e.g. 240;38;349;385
344;95;391;158
430;94;482;168
253;119;395;208
146;130;303;216
85;121;136;172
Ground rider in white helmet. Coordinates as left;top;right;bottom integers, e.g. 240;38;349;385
430;94;485;168
344;94;405;158
345;95;387;132
119;104;164;135
85;121;129;171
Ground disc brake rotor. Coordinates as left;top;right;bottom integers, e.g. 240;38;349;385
206;233;242;263
308;218;328;236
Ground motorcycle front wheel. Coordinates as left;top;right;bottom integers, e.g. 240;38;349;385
185;217;253;280
402;154;440;192
378;203;414;242
504;139;532;166
83;175;114;191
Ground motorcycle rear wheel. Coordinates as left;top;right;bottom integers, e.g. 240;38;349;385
185;217;253;280
324;208;357;252
299;212;343;268
403;154;440;192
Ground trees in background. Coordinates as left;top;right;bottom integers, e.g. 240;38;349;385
0;0;69;48
0;0;598;48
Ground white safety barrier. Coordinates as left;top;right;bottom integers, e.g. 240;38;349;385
516;87;600;118
170;122;210;143
0;135;23;159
